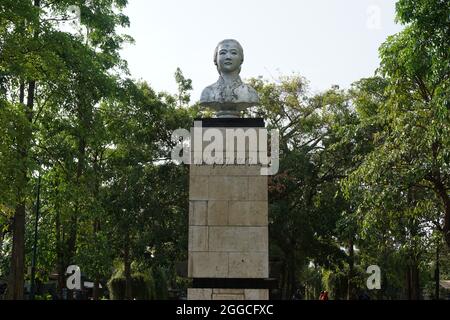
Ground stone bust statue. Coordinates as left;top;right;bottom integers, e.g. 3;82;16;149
200;39;259;118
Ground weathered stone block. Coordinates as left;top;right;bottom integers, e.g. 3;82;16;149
228;201;268;226
188;288;212;300
248;176;268;200
188;252;228;278
188;226;208;251
190;165;211;176
208;201;228;225
209;165;262;176
228;252;269;278
189;201;207;226
209;176;248;200
244;289;269;300
213;289;245;294
208;227;268;252
189;176;209;200
212;293;245;300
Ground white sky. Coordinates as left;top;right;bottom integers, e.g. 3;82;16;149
119;0;403;100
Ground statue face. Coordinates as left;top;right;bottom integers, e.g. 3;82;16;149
216;41;242;74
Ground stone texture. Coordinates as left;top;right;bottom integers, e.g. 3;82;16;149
248;176;268;200
208;201;228;225
244;289;269;300
209;176;248;200
190;165;211;176
187;288;268;300
188;226;208;251
209;165;262;176
212;293;245;300
213;289;245;294
228;201;268;226
188;288;213;300
188;252;228;278
189;201;207;226
189;176;209;200
208;226;268;252
228;252;269;278
216;165;261;176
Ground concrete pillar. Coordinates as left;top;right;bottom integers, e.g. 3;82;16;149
187;118;269;300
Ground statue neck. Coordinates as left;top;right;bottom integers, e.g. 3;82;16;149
219;71;242;85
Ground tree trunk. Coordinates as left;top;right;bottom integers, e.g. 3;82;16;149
429;160;450;249
6;204;26;300
433;177;450;249
347;238;354;300
406;267;411;300
7;79;36;300
7;0;41;300
124;230;132;300
55;203;65;299
280;256;295;300
92;154;102;300
434;244;440;300
411;263;420;300
279;262;287;300
92;218;101;300
0;230;3;257
65;136;86;280
93;279;100;300
406;262;420;300
287;259;295;299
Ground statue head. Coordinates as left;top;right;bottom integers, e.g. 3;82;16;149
213;39;244;75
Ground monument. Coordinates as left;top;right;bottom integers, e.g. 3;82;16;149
200;39;260;118
188;39;273;300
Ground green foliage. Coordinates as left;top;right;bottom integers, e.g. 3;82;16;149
152;267;168;300
0;102;32;207
108;273;152;300
34;293;52;300
174;67;193;108
247;76;355;298
107;266;169;300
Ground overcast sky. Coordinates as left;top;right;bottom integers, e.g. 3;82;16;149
119;0;403;100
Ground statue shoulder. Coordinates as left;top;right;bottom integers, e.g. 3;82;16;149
239;83;260;103
200;83;219;102
246;84;259;97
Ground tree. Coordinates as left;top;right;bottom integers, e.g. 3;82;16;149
340;0;450;299
100;80;192;299
0;0;131;299
174;67;193;108
248;76;353;298
378;0;450;247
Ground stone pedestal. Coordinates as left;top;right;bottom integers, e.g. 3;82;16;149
187;118;269;300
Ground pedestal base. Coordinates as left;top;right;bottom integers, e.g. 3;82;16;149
188;288;268;300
